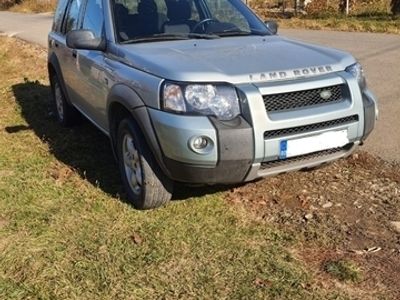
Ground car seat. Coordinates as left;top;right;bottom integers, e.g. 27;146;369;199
134;0;160;36
163;0;196;34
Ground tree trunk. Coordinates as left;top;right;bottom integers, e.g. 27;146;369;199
339;0;346;14
392;0;400;14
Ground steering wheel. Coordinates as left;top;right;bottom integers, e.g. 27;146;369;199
191;18;219;33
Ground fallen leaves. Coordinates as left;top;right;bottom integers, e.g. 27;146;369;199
130;232;144;245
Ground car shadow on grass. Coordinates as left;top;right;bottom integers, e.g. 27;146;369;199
10;79;230;203
11;79;123;198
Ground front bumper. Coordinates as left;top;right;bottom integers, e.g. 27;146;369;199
147;73;378;184
148;108;254;183
362;89;378;141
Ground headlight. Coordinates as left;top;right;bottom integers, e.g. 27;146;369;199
346;63;367;90
162;82;240;121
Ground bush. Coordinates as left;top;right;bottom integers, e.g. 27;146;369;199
305;0;341;16
346;0;389;16
0;0;20;9
304;0;390;16
0;0;56;11
8;0;57;12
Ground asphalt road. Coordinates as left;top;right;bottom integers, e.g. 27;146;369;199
0;11;399;162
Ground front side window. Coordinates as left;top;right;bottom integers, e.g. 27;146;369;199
53;0;69;32
204;0;250;32
82;0;104;38
112;0;269;43
64;0;83;34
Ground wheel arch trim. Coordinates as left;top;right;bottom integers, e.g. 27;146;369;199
107;84;171;177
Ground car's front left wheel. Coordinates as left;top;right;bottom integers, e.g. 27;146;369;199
116;118;173;209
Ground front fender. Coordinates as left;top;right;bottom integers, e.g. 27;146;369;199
107;84;171;177
107;83;145;111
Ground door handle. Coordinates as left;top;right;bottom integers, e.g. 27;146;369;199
72;50;77;58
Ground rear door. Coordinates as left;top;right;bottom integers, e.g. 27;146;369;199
48;0;72;92
72;0;110;131
59;0;88;112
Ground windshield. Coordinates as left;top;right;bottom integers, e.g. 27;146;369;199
112;0;270;43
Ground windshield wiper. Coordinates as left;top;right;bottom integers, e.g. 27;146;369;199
187;33;220;39
213;29;269;37
121;33;219;44
121;34;189;44
215;30;253;37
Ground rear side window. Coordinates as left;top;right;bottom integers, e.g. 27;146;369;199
52;0;69;32
64;0;83;34
82;0;104;38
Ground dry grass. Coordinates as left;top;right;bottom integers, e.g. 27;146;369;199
277;16;400;34
8;0;56;13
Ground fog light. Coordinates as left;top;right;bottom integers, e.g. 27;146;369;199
188;136;213;154
193;136;208;149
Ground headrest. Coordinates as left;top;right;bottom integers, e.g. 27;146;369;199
167;0;191;22
114;3;129;16
138;0;158;15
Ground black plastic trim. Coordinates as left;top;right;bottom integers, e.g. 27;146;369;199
362;93;376;141
164;116;254;184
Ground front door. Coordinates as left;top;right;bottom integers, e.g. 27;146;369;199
73;0;110;131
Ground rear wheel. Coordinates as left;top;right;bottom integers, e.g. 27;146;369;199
50;74;80;126
117;118;173;209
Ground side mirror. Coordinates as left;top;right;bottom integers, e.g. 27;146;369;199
66;29;106;51
265;20;278;35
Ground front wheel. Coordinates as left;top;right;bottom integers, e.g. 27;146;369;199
117;118;173;209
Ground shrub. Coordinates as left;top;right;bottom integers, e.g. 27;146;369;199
304;0;342;16
8;0;57;12
0;0;20;9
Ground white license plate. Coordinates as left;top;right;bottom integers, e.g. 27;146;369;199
279;130;349;159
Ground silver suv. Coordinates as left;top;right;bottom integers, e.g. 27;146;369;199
48;0;378;209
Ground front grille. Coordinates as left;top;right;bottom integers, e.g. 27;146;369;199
263;84;346;112
260;145;351;169
264;115;359;139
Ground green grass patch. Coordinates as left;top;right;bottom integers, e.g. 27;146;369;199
324;260;363;283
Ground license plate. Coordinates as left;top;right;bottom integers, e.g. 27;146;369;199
279;130;349;159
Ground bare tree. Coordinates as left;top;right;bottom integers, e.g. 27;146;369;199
392;0;400;14
338;0;347;14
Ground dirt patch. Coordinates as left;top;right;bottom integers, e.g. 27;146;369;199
48;161;75;186
0;216;8;229
225;151;400;298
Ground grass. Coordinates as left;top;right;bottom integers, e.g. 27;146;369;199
8;0;56;13
324;260;363;283
0;37;353;299
277;15;400;34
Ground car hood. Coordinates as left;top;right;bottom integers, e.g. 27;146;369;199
118;35;356;84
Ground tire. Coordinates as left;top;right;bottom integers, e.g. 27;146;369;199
116;118;173;209
50;74;80;126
